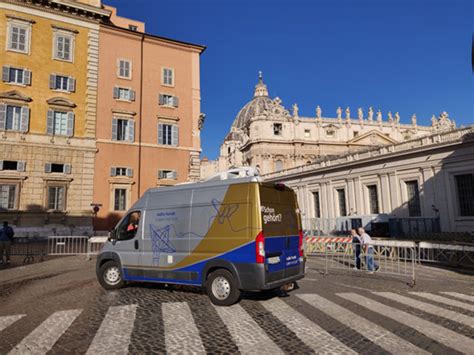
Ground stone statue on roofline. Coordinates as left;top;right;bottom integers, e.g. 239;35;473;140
376;109;382;122
336;106;342;119
411;114;417;126
368;107;374;122
431;114;437;127
293;103;299;117
316;105;322;119
345;107;350;119
357;107;363;120
388;111;393;123
394;112;400;124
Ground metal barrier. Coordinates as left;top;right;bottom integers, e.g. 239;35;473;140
418;242;474;267
48;236;107;259
10;237;48;264
306;238;416;286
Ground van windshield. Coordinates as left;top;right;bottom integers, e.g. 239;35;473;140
259;183;300;237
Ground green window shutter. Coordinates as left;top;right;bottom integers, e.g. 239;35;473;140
158;123;163;144
68;77;75;92
23;69;31;85
172;125;179;146
127;120;135;142
47;109;54;135
20;106;29;133
2;66;10;82
49;74;56;89
0;103;6;130
66;112;74;137
112;118;118;140
44;163;52;173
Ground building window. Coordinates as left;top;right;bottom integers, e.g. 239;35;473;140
2;66;31;85
406;180;421;217
7;22;30;54
455;174;474;216
336;188;347;216
158;123;178;146
128;25;138;31
114;188;127;211
326;129;335;138
162;68;174;86
118;59;131;79
159;94;178;107
113;87;135;101
1;104;29;133
367;185;379;214
0;184;17;210
275;160;283;172
53;32;74;62
112;118;134;142
304;129;310;138
47;110;74;137
44;163;71;174
110;167;133;177
353;131;359;138
273;123;282;136
158;170;177;179
0;160;25;172
313;191;321;218
49;74;75;92
48;185;66;211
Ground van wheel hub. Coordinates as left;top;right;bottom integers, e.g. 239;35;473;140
104;266;121;285
212;276;231;300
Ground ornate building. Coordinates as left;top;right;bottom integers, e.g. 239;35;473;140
202;73;457;178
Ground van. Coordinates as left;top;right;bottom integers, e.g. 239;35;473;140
96;170;305;306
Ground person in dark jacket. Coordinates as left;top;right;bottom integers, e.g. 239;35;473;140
350;229;362;270
0;221;14;265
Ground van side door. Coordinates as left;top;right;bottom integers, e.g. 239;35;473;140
112;210;141;274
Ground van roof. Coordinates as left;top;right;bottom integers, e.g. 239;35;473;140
144;176;261;195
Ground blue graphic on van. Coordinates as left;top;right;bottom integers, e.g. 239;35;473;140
149;224;176;263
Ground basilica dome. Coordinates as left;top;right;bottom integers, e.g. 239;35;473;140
230;73;273;130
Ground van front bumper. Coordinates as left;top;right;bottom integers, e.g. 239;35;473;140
235;261;305;291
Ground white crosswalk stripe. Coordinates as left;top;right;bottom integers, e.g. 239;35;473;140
338;292;474;354
86;304;137;355
374;292;474;328
409;292;474;312
440;291;474;303
0;315;24;332
9;309;81;355
162;302;206;354
214;303;284;355
298;294;428;354
262;297;356;354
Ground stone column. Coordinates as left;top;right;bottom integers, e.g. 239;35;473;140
388;172;400;214
380;173;391;213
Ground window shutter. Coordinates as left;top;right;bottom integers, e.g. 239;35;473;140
0;161;3;170
126;168;133;177
158;170;164;179
172;125;179;146
47;109;54;134
159;94;164;105
173;96;179;107
17;161;26;172
130;89;136;101
68;77;75;92
128;120;135;142
2;66;10;82
20;106;29;133
45;163;52;173
113;86;119;99
23;70;31;85
158;123;163;144
66;112;74;137
0;103;6;130
110;167;116;177
64;164;71;174
172;170;177;180
112;118;118;140
49;74;56;89
7;26;12;49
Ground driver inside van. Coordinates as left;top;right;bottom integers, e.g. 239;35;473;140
126;212;140;238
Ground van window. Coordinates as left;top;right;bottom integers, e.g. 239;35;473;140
259;183;299;237
117;211;141;240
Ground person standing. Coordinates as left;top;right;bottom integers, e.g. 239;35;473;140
350;229;362;270
0;221;14;265
358;227;378;273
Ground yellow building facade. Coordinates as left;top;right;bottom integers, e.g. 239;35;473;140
0;0;109;236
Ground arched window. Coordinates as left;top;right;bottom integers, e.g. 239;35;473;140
275;160;283;172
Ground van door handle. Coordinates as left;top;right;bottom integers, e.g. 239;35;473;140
134;240;139;250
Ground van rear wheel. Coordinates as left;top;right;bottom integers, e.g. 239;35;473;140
206;269;240;306
98;260;125;290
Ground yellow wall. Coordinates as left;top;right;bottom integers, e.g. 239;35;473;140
0;8;90;137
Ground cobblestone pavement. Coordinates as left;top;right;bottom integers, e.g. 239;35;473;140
0;256;473;354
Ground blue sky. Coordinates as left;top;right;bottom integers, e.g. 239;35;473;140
106;0;473;159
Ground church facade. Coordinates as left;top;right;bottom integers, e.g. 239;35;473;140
202;73;457;178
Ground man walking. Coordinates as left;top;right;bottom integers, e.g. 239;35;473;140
0;221;14;265
350;229;362;270
358;227;378;274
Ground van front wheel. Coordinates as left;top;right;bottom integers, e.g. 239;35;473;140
206;269;240;306
99;260;125;290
